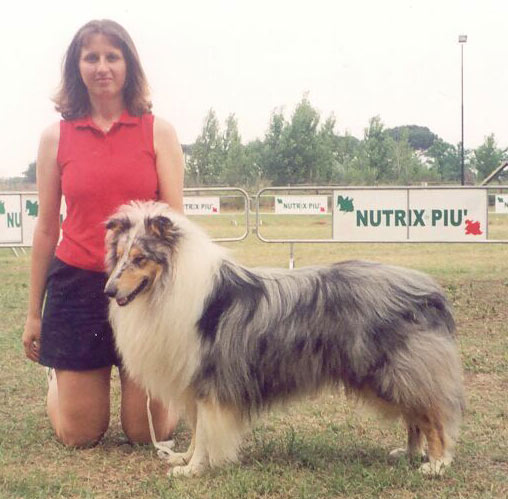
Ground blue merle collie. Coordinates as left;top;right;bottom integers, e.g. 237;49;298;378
104;200;464;477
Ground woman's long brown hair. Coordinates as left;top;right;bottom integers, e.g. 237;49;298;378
54;19;152;120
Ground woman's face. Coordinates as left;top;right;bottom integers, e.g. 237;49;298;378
79;33;127;102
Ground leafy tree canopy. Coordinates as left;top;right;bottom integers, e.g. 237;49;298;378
471;134;507;180
23;162;37;183
386;125;437;151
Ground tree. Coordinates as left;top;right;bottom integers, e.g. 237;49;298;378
221;114;258;187
361;116;394;182
23;162;37;183
386;125;437;150
315;115;339;184
471;134;506;181
244;140;265;187
329;133;360;183
186;109;224;185
260;97;326;185
426;139;461;182
274;96;321;185
186;104;507;187
259;108;287;184
390;128;430;184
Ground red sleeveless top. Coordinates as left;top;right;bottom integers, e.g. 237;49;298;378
56;111;158;272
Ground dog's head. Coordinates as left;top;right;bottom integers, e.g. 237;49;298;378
104;202;181;306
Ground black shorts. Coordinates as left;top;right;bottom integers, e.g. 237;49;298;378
39;257;121;370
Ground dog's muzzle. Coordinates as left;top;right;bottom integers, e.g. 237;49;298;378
104;277;149;307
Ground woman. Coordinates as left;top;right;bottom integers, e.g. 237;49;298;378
21;19;182;447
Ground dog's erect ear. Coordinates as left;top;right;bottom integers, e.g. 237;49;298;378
106;216;131;234
145;215;180;243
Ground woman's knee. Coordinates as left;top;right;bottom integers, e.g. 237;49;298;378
121;399;175;444
121;420;151;445
47;368;112;447
122;409;177;445
120;373;178;443
52;399;110;447
56;418;109;448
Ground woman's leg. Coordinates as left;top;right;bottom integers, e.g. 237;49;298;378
47;366;112;447
119;369;178;444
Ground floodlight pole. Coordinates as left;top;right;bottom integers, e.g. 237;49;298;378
459;35;467;185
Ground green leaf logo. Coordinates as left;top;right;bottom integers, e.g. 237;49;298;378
26;200;39;217
337;195;354;213
0;201;5;215
276;198;283;204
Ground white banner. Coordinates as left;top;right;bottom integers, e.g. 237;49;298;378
21;194;40;246
183;196;220;215
495;194;508;214
0;194;67;246
0;195;22;243
333;189;487;241
274;195;328;215
1;192;224;245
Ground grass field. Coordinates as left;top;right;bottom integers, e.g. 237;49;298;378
0;214;507;498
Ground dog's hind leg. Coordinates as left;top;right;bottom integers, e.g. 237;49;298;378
417;412;454;476
389;416;426;462
170;399;246;477
406;422;426;459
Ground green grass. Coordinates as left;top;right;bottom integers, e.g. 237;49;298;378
1;215;507;498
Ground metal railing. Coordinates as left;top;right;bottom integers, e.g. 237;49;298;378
0;187;251;255
183;186;250;242
254;185;508;268
255;185;508;244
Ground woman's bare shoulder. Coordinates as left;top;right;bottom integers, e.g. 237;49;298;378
153;115;178;139
39;121;61;147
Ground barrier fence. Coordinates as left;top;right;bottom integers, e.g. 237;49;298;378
254;185;508;267
1;186;506;264
0;187;250;255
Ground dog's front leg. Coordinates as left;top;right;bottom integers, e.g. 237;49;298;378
165;433;195;467
169;399;246;477
169;401;210;477
164;400;197;468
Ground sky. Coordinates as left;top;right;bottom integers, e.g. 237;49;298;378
1;0;507;178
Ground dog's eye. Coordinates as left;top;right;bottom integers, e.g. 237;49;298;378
132;255;146;266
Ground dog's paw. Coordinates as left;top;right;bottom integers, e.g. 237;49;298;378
388;447;426;463
154;440;176;461
419;458;452;476
157;449;179;462
165;452;190;467
168;463;204;477
388;447;408;462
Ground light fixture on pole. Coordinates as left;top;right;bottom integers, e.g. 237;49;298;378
459;35;467;185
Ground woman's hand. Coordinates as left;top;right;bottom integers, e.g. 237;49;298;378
22;316;41;362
